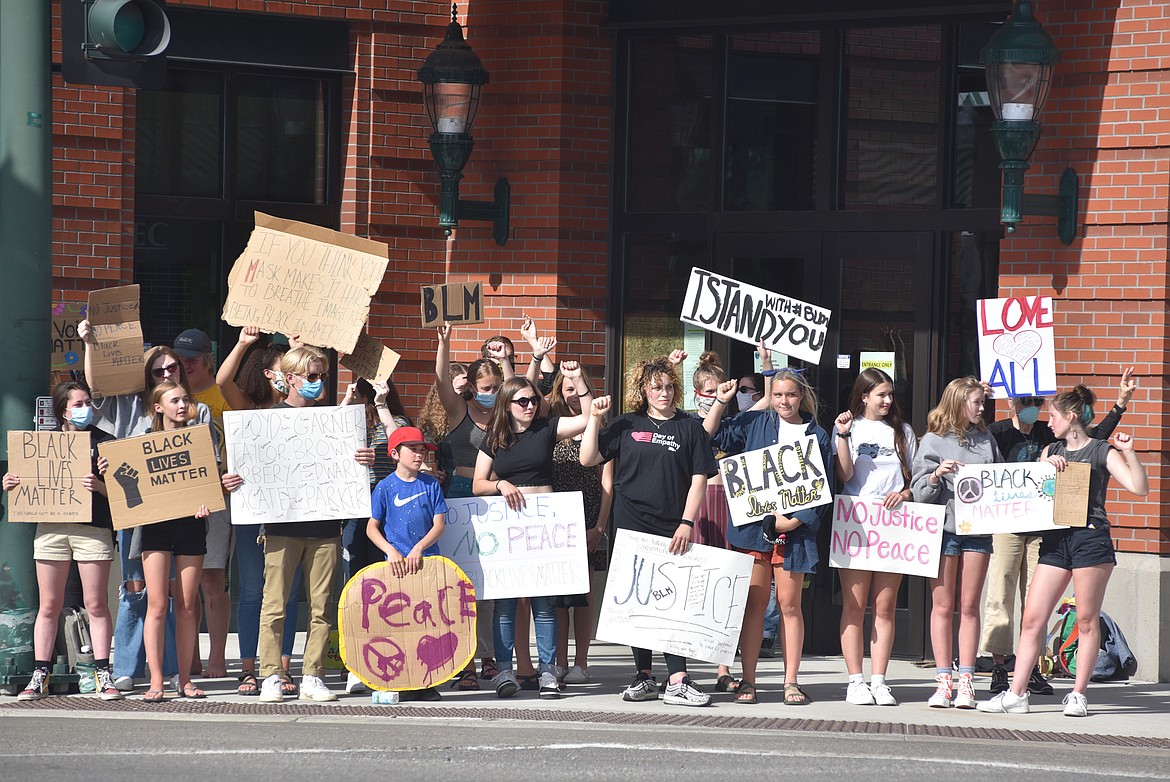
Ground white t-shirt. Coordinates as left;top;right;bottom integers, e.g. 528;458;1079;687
834;417;917;498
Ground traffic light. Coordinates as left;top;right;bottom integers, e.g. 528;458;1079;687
61;0;171;89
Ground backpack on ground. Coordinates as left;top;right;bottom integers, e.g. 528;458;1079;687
1046;597;1079;677
56;605;92;670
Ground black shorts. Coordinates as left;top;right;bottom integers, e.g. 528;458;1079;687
139;517;208;558
1038;524;1116;570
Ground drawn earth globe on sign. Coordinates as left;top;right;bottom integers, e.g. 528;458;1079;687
337;555;477;691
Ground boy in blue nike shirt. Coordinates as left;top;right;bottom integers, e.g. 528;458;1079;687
367;426;448;578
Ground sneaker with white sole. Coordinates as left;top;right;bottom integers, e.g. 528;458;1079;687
989;664;1009;694
259;674;284;703
96;668;124;701
563;665;590;684
345;672;367;695
17;668;50;701
927;673;952;708
493;670;520;698
299;674;337;702
113;675;137;692
846;679;876;705
1027;666;1054;696
871;681;898;706
953;672;977;709
621;671;659;702
977;690;1029;714
538;671;561;699
663;675;711;707
1062;691;1088;717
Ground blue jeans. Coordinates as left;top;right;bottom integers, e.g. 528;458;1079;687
763;580;780;641
113;529;177;679
494;595;557;673
234;523;299;661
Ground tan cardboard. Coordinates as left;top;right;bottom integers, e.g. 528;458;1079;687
420;281;484;328
87;285;145;397
340;331;401;382
5;431;92;523
1053;461;1091;527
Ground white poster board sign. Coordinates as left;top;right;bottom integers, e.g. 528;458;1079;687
954;461;1089;535
977;296;1057;398
680;267;831;364
596;529;754;666
829;496;945;579
224;405;369;524
719;434;831;527
438;492;590;600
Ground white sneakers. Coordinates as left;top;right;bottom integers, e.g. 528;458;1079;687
563;665;590;684
871;681;898;706
662;676;710;707
259;674;284;703
953;672;977;709
1062;691;1089;717
345;672;367;695
846;680;876;705
978;689;1030;714
299;674;337;702
928;673;952;708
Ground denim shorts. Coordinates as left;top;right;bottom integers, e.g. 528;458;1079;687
1038;524;1116;570
941;530;993;556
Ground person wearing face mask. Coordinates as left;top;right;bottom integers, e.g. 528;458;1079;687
735;372;764;414
2;381;122;701
980;367;1134;696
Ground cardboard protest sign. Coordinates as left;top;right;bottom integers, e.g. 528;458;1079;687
223;404;369;525
977;295;1056;398
438;492;590;600
338;556;476;691
50;302;86;370
680;267;831;364
596;529;753;666
86;285;144;397
829;496;945;579
954;461;1089;535
222;212;390;354
719;435;831;527
5;431;91;523
98;424;224;530
339;331;401;382
420;281;484;328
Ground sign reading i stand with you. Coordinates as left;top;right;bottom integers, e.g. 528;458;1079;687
829;496;945;579
223;404;370;525
977;295;1056;398
719;433;832;527
5;431;92;524
679;267;831;364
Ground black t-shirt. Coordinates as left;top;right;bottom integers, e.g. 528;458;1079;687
596;411;717;537
988;418;1056;463
264;401;343;540
480;416;559;487
85;425;114;530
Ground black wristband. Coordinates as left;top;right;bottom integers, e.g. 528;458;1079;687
838;431;851;438
1113;404;1125;413
678;519;694;528
713;398;726;405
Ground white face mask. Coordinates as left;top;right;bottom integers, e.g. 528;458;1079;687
736;392;756;412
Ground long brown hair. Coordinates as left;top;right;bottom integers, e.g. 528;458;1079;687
484;377;543;453
848;368;913;485
418;362;468;443
142;346;195;407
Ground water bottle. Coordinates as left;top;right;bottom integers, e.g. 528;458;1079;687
76;645;97;694
371;690;400;705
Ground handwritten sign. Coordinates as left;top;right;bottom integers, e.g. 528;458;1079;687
223;404;369;525
420;281;484;328
98;424;225;529
438;492;589;600
222;212;390;354
338;557;477;692
50;302;86;370
5;431;91;523
829;496;944;578
87;285;144;397
680;267;831;364
719;435;831;527
595;529;753;666
977;296;1056;398
954;461;1090;535
339;331;401;382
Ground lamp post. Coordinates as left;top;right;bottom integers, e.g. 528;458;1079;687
418;3;510;246
980;0;1078;245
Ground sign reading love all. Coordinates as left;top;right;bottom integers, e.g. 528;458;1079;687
976;296;1056;398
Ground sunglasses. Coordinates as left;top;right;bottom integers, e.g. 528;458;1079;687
738;386;758;395
298;372;328;383
151;362;180;378
1018;396;1046;407
511;396;539;408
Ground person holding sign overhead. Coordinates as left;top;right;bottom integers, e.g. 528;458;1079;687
2;381;122;701
979;385;1147;718
582;357;717;708
832;368;917;707
704;368;832;706
911;376;1002;710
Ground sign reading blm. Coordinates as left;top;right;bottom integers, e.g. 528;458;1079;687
680;267;831;364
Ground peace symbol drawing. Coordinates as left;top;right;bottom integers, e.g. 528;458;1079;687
956;476;983;504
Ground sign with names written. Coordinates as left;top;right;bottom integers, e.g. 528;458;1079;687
339;331;401;382
5;431;91;523
222;212;390;354
719;434;831;527
954;461;1090;535
224;404;369;525
977;295;1056;398
87;285;144;397
829;496;945;579
680;267;831;364
438;492;589;600
596;529;753;666
338;557;477;692
420;281;484;328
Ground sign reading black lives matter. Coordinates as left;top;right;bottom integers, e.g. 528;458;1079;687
680;268;831;364
224;405;370;525
719;432;832;527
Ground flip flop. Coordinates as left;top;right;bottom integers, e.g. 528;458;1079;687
142;689;165;703
237;673;259;696
182;684;207;699
715;674;740;693
735;680;758;704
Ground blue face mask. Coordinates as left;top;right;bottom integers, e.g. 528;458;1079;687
1017;405;1040;425
475;392;497;409
68;406;94;429
298;379;324;401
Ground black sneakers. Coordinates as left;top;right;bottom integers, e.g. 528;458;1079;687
1027;666;1054;696
989;664;1009;694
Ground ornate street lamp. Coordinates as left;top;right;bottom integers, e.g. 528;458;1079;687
418;3;510;246
980;0;1078;245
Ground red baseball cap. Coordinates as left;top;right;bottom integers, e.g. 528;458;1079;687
386;426;437;455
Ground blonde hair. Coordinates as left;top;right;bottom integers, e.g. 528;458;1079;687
926;375;986;445
149;381;190;431
280;346;326;378
770;368;819;418
624;357;681;413
692;351;726;390
418;362;468;442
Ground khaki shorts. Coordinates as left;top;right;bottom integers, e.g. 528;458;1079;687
33;523;115;562
203;508;234;570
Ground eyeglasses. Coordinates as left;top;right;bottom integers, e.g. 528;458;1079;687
511;396;539;409
298;372;328;383
151;362;180;378
738;386;758;395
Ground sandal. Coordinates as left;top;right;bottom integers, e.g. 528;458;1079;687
142;689;165;703
715;674;740;693
735;680;758;704
451;667;479;691
479;658;498;680
783;682;811;705
277;670;298;696
182;683;207;699
237;673;259;696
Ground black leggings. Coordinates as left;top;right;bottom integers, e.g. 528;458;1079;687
633;647;688;677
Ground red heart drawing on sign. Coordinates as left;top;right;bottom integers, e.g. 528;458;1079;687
993;330;1043;367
